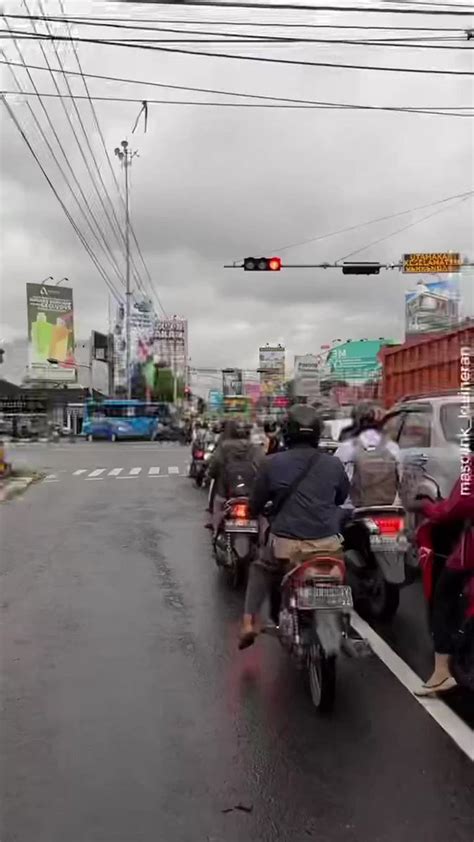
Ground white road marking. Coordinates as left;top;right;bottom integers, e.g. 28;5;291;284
108;468;123;476
44;475;59;482
88;469;105;477
129;467;142;476
85;477;104;481
351;613;474;762
148;467;161;475
116;476;138;479
168;466;179;474
73;469;87;476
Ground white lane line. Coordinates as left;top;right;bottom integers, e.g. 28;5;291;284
44;474;59;482
168;466;179;474
351;613;474;762
129;467;142;476
108;468;123;476
88;468;105;477
73;469;87;476
85;477;104;481
148;467;161;475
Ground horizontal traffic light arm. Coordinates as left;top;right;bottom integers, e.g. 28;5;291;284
224;260;401;271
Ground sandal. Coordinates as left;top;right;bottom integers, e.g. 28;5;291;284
414;676;458;697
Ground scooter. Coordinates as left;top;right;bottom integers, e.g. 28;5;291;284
213;495;259;588
268;554;356;712
343;505;408;621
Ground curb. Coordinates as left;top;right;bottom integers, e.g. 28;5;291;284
0;475;37;503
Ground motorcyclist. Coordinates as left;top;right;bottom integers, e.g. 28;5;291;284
239;404;349;649
207;419;263;534
334;402;401;509
264;420;281;455
411;422;474;696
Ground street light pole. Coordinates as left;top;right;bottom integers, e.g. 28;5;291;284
114;140;138;401
55;277;69;286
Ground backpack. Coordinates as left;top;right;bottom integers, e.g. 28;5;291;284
350;438;398;508
223;444;258;498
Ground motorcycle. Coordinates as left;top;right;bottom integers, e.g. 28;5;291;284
190;440;215;487
270;554;354;712
343;505;408;621
213;495;259;588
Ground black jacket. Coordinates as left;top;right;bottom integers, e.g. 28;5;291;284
250;443;349;540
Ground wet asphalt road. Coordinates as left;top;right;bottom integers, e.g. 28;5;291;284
1;442;473;842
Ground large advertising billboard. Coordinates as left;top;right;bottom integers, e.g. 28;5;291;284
222;368;243;397
259;344;285;394
26;282;75;381
294;354;320;400
404;276;460;340
325;340;393;385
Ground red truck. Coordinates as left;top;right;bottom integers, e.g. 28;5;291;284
379;322;474;409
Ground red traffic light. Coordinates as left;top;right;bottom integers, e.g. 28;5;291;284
243;256;282;271
268;257;282;271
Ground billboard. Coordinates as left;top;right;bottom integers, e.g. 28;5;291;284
222;368;243;397
259;344;285;394
26;282;75;381
325;340;393;385
92;331;110;363
403;252;462;274
294;354;320;399
404;277;460;340
208;389;224;412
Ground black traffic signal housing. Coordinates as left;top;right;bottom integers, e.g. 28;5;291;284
342;263;381;275
243;256;282;271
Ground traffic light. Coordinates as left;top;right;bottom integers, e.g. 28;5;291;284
243;256;282;271
342;263;381;275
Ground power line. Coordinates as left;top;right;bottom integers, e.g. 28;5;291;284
117;0;474;15
335;195;473;261
258;188;474;257
3;14;471;46
1;59;468;115
0;95;122;304
27;0;134;286
2;90;471;117
3;28;471;49
6;13;465;31
4;30;472;74
1;29;128;292
55;0;168;319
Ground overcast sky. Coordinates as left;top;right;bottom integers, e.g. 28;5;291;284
1;0;473;384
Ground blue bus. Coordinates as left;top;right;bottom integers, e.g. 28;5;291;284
82;400;172;441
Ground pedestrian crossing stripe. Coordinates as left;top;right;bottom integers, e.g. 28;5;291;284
66;466;183;479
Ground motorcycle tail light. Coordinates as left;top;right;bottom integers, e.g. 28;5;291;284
292;556;345;584
194;450;204;459
371;516;404;536
231;502;249;519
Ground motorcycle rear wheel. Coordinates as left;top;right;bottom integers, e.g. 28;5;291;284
367;571;400;621
308;642;336;713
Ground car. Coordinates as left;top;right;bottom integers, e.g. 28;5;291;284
380;391;465;557
381;392;463;499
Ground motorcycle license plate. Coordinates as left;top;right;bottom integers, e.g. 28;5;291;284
224;519;259;533
370;535;407;551
295;585;353;611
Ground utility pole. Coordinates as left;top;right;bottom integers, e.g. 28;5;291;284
114;140;138;400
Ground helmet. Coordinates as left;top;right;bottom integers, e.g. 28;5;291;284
264;420;277;435
352;402;378;431
283;404;322;447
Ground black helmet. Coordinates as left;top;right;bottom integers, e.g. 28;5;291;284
283;404;321;447
264;420;277;435
352;402;378;431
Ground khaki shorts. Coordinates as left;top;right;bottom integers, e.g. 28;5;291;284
272;534;343;565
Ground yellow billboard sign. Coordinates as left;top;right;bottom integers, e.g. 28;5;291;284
402;252;462;274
